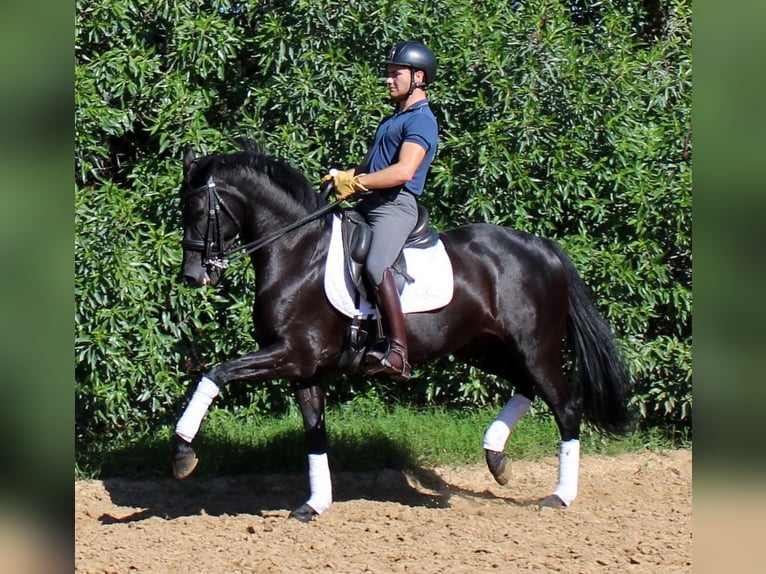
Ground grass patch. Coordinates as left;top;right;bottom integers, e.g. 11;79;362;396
77;395;688;480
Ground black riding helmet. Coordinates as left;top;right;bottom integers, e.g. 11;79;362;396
382;41;437;93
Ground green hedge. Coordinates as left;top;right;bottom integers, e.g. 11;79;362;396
75;0;692;456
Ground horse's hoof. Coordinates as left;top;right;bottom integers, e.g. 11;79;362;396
538;494;567;509
289;503;319;523
171;435;199;480
485;449;512;485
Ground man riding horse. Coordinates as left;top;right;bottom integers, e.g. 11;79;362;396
172;40;633;520
322;40;438;381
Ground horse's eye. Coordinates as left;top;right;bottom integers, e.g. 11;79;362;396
181;206;204;224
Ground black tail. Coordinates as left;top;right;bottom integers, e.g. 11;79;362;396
547;240;634;435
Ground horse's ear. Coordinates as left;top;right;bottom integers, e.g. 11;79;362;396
183;147;196;172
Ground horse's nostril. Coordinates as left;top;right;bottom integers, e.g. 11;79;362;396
179;269;213;287
180;273;200;287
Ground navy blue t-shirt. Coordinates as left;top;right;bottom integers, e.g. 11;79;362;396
361;100;438;197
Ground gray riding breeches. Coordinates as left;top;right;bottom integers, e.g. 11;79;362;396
354;189;418;285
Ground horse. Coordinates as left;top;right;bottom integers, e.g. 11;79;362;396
171;146;633;521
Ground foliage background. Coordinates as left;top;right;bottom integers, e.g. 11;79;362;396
75;0;692;462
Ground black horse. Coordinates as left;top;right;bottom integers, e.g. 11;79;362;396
172;147;633;521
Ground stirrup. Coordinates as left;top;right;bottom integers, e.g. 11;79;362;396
365;343;411;381
381;346;411;381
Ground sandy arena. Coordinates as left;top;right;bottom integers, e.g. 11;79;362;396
75;449;691;573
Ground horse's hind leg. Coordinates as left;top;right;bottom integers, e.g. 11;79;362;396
484;335;582;507
289;381;333;522
530;360;584;508
483;391;534;485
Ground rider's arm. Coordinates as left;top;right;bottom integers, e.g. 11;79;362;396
353;142;426;190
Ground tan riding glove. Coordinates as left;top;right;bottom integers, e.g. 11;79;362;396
321;169;368;201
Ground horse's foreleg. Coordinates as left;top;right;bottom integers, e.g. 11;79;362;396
171;344;309;480
483;393;533;485
289;382;332;522
175;376;220;443
172;376;220;479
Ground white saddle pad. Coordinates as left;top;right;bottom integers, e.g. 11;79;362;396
324;214;454;318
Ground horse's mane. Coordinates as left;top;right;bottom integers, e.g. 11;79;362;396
203;140;321;211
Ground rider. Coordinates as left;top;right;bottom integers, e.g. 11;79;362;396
323;40;438;381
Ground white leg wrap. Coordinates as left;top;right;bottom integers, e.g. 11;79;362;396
482;394;532;451
305;453;333;515
553;439;580;506
175;376;220;443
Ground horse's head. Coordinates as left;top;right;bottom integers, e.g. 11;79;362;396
178;148;242;287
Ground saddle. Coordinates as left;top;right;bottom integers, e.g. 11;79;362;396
340;204;439;303
336;204;439;374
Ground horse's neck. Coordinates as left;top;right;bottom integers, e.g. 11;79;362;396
240;176;312;235
247;212;331;280
247;227;326;313
237;174;330;279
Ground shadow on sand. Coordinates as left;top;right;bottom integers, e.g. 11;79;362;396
94;428;533;524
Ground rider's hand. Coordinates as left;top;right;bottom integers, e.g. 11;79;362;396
321;169;368;201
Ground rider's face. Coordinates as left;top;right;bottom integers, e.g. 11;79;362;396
385;65;412;100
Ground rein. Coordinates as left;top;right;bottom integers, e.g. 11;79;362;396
227;196;340;264
182;175;340;269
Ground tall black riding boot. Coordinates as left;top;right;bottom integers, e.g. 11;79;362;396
364;267;411;381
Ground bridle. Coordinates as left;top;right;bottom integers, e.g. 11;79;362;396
181;175;340;271
181;176;242;271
